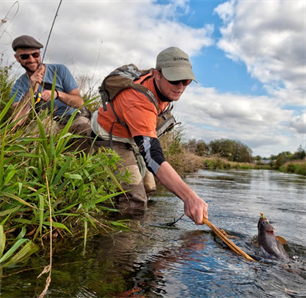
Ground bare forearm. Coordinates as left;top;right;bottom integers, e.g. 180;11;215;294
57;90;84;108
156;161;193;199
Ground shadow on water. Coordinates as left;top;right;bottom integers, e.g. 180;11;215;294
1;170;306;297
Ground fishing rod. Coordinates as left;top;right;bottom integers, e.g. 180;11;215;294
35;0;63;103
41;0;63;64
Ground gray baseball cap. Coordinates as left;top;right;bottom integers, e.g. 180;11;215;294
156;47;197;82
12;35;43;51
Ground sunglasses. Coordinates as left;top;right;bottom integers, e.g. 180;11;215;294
18;52;40;61
160;71;192;86
167;78;192;86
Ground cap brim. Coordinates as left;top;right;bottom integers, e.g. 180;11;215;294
162;67;197;83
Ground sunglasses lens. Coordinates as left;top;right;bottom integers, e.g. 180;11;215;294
20;54;29;60
168;79;192;86
19;52;40;60
32;52;40;58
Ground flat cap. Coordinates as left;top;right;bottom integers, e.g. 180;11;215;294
12;35;44;51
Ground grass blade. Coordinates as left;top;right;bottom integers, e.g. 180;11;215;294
43;221;73;235
0;241;39;268
16;226;27;240
0;225;6;258
52;157;72;185
0;192;36;209
39;194;45;235
0;205;21;217
0;239;28;263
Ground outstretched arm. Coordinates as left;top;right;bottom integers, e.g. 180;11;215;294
134;135;208;224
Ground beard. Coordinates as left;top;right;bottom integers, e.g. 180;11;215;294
21;62;39;74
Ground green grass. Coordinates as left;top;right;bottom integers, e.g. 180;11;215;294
279;160;306;176
0;72;130;269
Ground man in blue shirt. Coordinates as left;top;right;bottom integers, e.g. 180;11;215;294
10;35;92;153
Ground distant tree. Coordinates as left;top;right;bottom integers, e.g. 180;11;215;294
255;155;262;162
209;139;233;159
195;140;209;156
233;140;253;162
274;151;293;169
184;139;197;154
269;155;276;160
209;138;253;162
292;145;306;160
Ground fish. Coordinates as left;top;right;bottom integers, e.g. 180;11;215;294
257;213;289;259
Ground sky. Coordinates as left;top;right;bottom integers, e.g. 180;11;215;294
0;0;305;157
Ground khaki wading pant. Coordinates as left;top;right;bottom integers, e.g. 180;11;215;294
92;138;156;211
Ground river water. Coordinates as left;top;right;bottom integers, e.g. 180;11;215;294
1;169;306;297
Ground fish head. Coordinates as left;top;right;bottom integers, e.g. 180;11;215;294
258;216;275;235
257;214;289;259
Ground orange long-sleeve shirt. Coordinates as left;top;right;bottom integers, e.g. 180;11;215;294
97;75;169;139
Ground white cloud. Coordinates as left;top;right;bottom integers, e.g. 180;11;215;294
175;84;300;157
1;1;213;81
290;112;306;134
214;0;306;107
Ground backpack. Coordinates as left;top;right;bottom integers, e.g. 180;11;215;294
98;63;178;138
98;64;159;129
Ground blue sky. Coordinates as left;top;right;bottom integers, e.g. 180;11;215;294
167;0;268;96
1;0;305;157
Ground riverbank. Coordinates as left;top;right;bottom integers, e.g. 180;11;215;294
279;159;306;175
160;132;305;177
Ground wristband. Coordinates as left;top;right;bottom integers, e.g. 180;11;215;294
55;90;59;99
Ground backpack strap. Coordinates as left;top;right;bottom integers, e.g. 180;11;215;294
108;71;159;129
98;65;161;147
136;73;159;114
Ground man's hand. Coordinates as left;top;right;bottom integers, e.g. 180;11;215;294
183;193;208;225
40;90;53;103
30;64;44;89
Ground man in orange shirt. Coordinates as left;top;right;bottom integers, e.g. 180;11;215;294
91;47;208;224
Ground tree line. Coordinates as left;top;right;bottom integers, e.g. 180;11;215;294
183;138;253;163
183;138;306;166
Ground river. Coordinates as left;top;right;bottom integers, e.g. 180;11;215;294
1;169;306;297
